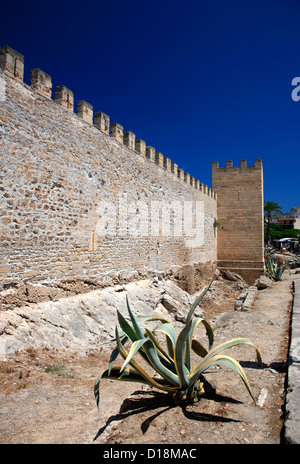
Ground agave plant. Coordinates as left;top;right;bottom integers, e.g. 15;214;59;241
287;256;300;268
265;254;289;281
264;245;274;257
94;281;262;407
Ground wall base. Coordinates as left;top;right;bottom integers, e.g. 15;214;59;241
218;260;264;285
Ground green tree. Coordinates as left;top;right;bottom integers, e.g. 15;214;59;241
264;201;283;243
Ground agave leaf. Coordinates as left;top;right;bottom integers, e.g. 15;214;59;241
191;339;208;358
125;297;170;329
115;325;179;391
183;280;214;371
191;354;255;401
191;337;262;373
126;296;145;340
107;308;158;374
125;297;179;386
186;278;214;325
185;317;214;370
190;337;262;387
124;295;172;363
120;338;149;372
117;310;140;342
108;343;122;376
118;310;163;366
190;317;214;351
144;328;178;376
101;331;127;345
174;321;193;390
153;323;176;358
142;337;179;386
135;315;171;325
107;333;129;375
144;328;173;363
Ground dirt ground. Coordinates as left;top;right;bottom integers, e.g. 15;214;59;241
0;270;296;445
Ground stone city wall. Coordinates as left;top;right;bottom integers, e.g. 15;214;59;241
0;46;217;290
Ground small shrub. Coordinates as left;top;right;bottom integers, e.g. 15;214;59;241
44;362;74;378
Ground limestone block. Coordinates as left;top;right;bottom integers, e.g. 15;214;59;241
77;100;93;125
177;168;184;180
171;162;178;176
55;85;74;112
30;69;52;99
146;146;155;161
163;157;172;171
0;45;24;81
255;274;273;290
184;172;190;184
110;123;123;144
124;131;136;150
155;152;164;166
94;112;110;134
135;139;146;155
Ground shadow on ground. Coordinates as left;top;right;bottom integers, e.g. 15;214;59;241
94;385;241;441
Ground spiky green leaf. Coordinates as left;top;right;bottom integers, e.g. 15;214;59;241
174;321;193;390
191;339;208;358
153;322;176;358
185;317;214;370
190;338;262;385
126;296;145;340
191;354;255;401
117;310;139;342
186;279;214;325
115;325;179;392
120;338;148;372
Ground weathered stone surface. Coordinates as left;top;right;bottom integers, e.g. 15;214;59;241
160;279;195;322
235;286;257;311
220;269;248;288
255;274;273;290
0;277;194;358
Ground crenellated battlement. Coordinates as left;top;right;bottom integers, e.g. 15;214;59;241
0;45;24;81
212;159;262;170
0;45;265;288
0;45;215;198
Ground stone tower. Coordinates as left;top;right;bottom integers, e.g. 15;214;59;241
212;159;264;284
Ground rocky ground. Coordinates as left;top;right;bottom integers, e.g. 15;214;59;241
0;266;296;445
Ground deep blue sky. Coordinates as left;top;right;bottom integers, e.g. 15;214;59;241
1;0;299;213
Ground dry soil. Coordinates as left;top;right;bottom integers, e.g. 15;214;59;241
0;271;296;445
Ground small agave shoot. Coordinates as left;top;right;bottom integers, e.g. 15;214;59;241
94;280;262;408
